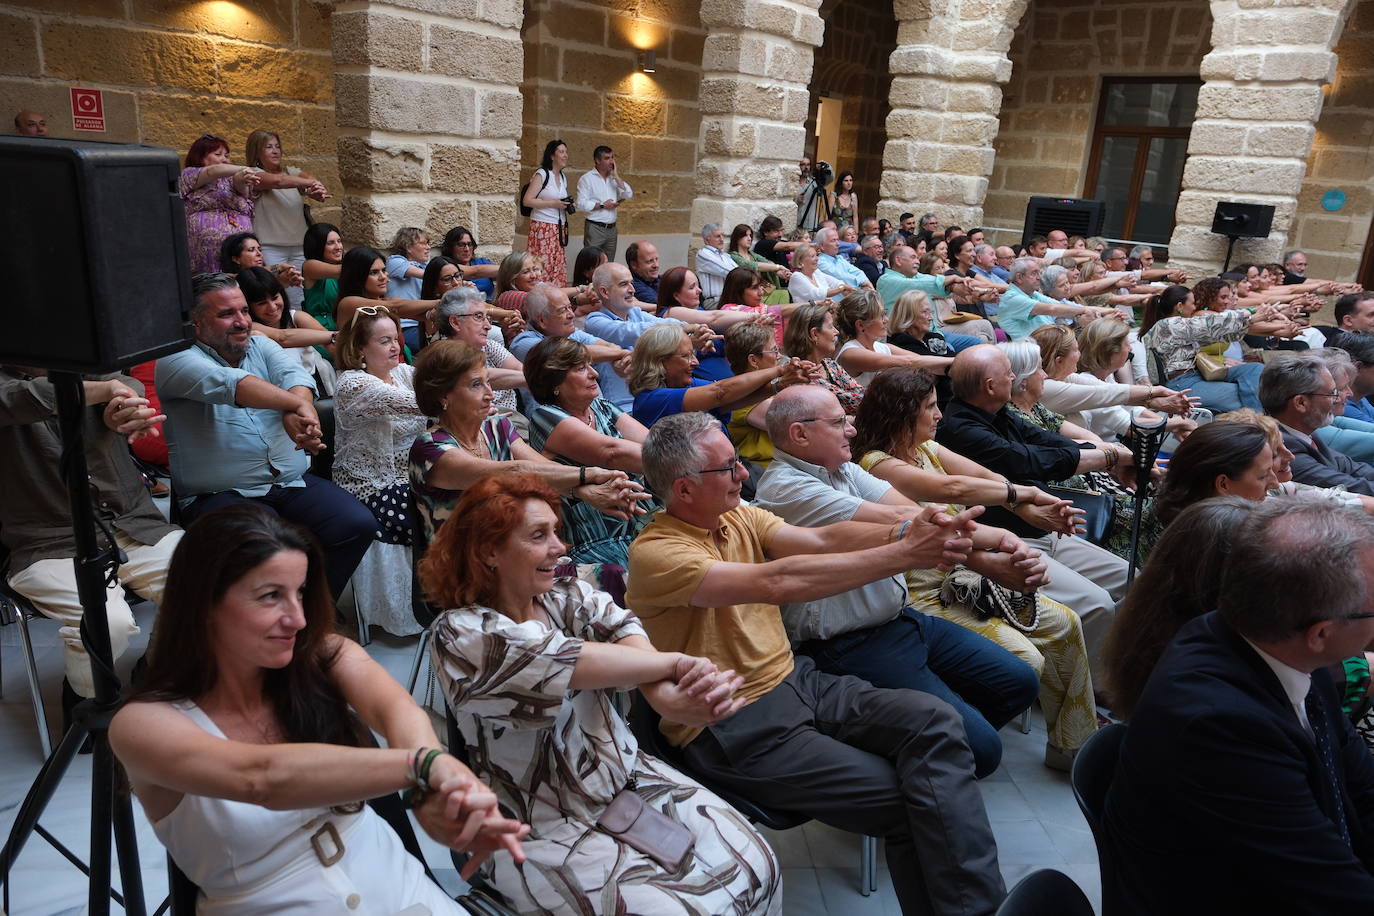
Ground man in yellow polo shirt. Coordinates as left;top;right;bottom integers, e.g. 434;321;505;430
626;411;1006;916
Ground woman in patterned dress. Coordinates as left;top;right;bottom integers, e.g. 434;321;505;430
850;366;1099;770
424;473;782;915
179;134;260;274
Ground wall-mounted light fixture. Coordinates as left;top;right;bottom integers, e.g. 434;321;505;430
639;49;656;73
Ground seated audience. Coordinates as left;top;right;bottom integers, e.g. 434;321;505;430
1;367;177;719
783;301;866;413
508;283;630;399
156;273;375;600
996;259;1116;341
1336;331;1374;423
300;222;344;335
1103;498;1374;910
1262;354;1374;496
751;214;805;267
877;244;987;348
727;223;792;299
834;289;952;386
423;474;780;913
1306;347;1374;463
418;256;464;350
440;225;498;300
1314;291;1374;345
238;266;334;390
849;369;1099;769
626;411;1007;914
626;240;661;304
432;286;526;419
109;505;526;915
627;322;812;429
935;344;1131;670
334;246;437;331
407;340;643;542
888;289;957;405
853;233;887;284
815;226;873;291
583;262;718;380
656;265;752;382
384;227;431;352
753;385;1043;775
523;336;657;567
332;305;428;636
694;222;735;302
721;322;783;479
571;244;607;291
787;243;848;304
1220;407;1372;512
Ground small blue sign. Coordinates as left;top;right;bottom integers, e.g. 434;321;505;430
1322;189;1347;211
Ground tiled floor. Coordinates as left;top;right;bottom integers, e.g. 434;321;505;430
0;600;1101;915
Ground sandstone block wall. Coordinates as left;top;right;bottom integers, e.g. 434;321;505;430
0;0;340;228
519;0;706;245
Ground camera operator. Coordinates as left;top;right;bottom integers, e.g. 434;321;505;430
795;156;832;234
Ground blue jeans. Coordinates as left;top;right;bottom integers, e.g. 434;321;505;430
798;608;1039;778
182;473;377;600
946;331;984;353
1166;362;1263;413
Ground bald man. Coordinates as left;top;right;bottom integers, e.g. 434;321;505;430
936;345;1131;678
14;110;47;136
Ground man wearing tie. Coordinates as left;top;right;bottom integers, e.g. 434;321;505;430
1264;356;1374;495
576;145;633;261
1103;497;1374;912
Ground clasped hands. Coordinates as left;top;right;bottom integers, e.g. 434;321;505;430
411;754;530;880
642;653;746;729
101;380;165;444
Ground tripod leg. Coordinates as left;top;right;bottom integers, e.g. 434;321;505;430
112;783;147;916
89;738;115;916
0;720;87;881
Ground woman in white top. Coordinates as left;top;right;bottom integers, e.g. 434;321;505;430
1069;317;1202;441
245;130;329;307
108;503;527;916
333;306;430;636
787;242;848;303
833;289;951;387
521;139;572;285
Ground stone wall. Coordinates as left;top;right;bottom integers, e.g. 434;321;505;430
983;0;1213;238
1288;0;1374;280
0;0;340;227
519;0;705;248
808;0;896;221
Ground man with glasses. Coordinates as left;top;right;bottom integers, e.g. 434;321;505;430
510;283;632;405
853;233;887;284
752;386;1041;777
1104;497;1374;909
1264;355;1374;496
628;411;1008;916
156;273;376;600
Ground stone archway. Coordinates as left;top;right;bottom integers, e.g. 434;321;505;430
878;0;1029;230
1167;0;1360;271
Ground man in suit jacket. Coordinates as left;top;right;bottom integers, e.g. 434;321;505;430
1262;354;1374;495
1103;498;1374;912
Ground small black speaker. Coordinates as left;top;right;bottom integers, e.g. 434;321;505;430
0;137;193;374
1023;196;1105;247
1211;201;1274;239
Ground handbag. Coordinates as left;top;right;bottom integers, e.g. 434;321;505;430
1193;350;1230;382
939;566;1042;634
1043;483;1115;546
595;782;694;871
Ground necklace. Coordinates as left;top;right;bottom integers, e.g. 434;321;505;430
452;429;483;458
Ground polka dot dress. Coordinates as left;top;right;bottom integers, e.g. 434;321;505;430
363;482;412;546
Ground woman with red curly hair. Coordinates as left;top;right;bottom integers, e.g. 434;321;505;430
423;474;782;914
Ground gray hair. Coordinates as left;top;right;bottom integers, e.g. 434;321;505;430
523;282;557;327
1008;257;1039;284
1309;346;1355;386
701;222;721;238
1000;340;1042;394
973;243;994;259
1258;355;1328;415
1336;331;1374;367
640;411;726;502
1283;249;1306;264
1129;244;1152;259
435;286;486;338
764;385;832;445
859;234;881;249
1219;496;1374;640
920;212;937;224
815;226;837;245
1040;265;1069;297
190;272;239;317
591;261;622;296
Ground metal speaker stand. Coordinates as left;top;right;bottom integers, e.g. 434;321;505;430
0;371;147;916
1125;414;1170;587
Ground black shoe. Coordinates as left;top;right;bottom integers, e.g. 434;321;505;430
60;678;94;755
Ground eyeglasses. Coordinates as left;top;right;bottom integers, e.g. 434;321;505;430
693;458;745;482
452;312;491;325
1299;611;1374;630
451;241;475;248
760;346;782;357
797;415;851;430
1301;389;1342;400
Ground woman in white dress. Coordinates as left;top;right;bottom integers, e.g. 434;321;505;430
424;473;782;915
333;305;429;636
109;504;528;915
786;243;848;305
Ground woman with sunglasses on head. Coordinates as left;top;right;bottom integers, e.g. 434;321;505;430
108;503;527;916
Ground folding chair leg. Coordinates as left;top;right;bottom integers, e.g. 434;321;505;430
860;834;878;895
15;604;52;758
405;625;431;695
1019;708;1031;734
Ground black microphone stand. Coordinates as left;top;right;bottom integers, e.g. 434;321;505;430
1124;413;1170;586
0;371;147;916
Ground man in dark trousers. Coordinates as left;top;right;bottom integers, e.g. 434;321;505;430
1104;497;1374;911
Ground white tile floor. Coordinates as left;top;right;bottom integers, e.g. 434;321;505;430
0;600;1101;915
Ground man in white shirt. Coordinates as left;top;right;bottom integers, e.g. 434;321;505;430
694;223;736;304
576;145;633;261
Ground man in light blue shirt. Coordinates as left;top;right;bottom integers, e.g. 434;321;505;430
876;244;984;352
511;284;633;408
816;227;871;292
997;258;1115;341
156;272;375;598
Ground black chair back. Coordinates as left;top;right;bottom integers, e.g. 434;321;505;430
409;486;440;630
996;868;1094;916
1070;722;1127;914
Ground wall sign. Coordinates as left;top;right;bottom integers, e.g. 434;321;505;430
1322;189;1347;212
71;88;105;132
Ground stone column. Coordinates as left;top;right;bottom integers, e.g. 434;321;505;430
1167;0;1352;271
331;0;524;255
690;0;826;233
878;0;1028;229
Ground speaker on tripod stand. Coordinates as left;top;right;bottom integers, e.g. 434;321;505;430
0;136;193;916
1211;201;1275;274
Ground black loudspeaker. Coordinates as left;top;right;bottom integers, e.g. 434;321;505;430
1023;196;1105;247
1211;201;1274;239
0;137;193;373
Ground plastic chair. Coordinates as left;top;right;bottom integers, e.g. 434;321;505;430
1070;722;1128;914
996;868;1094;916
627;690;880;895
